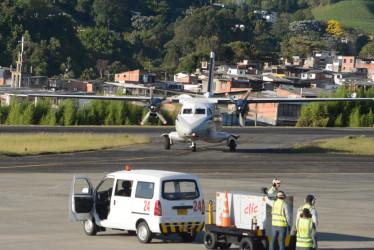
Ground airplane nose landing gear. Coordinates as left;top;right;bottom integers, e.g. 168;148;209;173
190;142;197;152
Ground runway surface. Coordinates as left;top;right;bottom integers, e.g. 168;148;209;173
0;126;374;249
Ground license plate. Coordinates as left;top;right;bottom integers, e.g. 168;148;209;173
177;209;187;215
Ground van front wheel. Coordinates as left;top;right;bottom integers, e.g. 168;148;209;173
83;217;97;236
137;221;153;243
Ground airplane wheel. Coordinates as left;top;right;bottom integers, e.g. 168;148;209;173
164;137;171;150
191;143;197;152
229;139;236;152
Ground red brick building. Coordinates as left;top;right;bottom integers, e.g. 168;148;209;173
115;69;156;83
341;56;356;72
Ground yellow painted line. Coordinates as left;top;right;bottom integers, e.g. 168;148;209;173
0;163;60;169
0;152;185;169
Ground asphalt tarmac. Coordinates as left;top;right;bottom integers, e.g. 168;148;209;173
0;126;373;249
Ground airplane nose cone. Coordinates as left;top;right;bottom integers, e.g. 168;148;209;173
176;115;209;138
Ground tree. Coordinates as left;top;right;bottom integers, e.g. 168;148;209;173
96;59;109;79
359;41;374;58
281;37;324;59
223;41;258;63
326;20;343;37
271;13;291;40
39;108;56;126
92;0;131;31
62;99;77;126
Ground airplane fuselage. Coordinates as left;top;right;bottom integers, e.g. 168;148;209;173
171;100;233;144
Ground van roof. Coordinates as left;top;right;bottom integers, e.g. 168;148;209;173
107;169;197;181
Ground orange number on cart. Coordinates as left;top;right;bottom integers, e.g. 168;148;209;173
144;200;150;212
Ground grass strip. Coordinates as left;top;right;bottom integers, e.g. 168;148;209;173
0;133;150;156
291;135;374;155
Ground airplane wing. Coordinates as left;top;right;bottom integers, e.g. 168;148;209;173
28;93;155;102
215;97;374;104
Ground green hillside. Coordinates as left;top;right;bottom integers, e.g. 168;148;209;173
313;0;374;35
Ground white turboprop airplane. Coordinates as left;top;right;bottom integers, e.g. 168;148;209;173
29;52;374;152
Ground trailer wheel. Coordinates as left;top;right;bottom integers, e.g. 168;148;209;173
218;242;232;249
204;231;218;249
239;237;254;250
260;236;269;250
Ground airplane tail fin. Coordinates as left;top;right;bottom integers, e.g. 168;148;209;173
205;51;215;98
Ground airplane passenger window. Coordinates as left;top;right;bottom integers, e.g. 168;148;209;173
183;109;192;114
195;108;205;114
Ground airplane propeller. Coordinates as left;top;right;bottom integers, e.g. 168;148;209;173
140;86;167;125
226;91;250;127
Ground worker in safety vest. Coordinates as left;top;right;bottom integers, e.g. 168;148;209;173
267;178;282;200
293;208;318;250
270;191;291;250
296;194;318;227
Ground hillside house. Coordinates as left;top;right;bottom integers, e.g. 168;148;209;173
115;69;156;84
0;67;11;86
174;72;198;84
356;58;374;80
341;56;356;72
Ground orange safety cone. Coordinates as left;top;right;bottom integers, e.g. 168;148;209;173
219;190;234;227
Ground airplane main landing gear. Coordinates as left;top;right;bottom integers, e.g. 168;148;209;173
163;135;171;150
228;138;237;152
190;142;197;152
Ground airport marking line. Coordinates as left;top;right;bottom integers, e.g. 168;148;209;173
0;152;184;169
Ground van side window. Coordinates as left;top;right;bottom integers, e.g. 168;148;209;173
115;180;133;197
162;179;199;200
135;181;154;199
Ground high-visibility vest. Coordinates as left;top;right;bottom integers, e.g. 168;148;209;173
272;199;287;227
298;204;315;214
296;218;313;248
268;186;278;195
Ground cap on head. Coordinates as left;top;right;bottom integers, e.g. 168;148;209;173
272;178;282;185
277;191;286;199
306;194;315;203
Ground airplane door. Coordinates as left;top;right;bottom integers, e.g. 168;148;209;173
107;179;133;229
69;175;94;222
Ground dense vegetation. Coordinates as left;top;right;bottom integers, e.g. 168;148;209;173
0;0;372;81
0;86;372;127
0;96;178;126
297;86;374;127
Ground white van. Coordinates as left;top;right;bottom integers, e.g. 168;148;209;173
69;168;205;243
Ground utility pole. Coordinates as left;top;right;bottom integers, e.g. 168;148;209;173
105;71;112;82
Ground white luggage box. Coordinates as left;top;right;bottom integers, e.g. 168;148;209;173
216;191;293;234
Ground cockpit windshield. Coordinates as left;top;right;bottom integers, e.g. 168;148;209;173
183;108;193;114
195;108;205;114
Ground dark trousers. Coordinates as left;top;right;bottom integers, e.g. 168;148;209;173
269;226;287;250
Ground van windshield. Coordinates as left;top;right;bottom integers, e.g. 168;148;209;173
162;179;199;200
